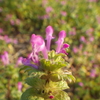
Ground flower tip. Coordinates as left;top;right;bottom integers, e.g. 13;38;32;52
59;30;66;38
17;82;22;91
4;51;8;55
63;43;70;48
46;25;53;35
49;95;54;99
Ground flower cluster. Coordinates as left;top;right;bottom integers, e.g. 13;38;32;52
0;35;18;44
0;51;9;65
20;26;74;100
22;26;69;69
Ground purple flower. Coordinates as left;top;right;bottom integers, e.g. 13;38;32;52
61;1;66;5
15;57;23;67
59;43;70;55
10;19;15;25
56;30;66;53
22;26;69;69
5;14;12;21
89;36;94;42
88;0;97;2
60;20;66;24
86;28;94;35
38;14;50;19
45;26;54;50
46;6;53;13
22;58;38;69
42;0;48;7
15;19;21;25
1;51;9;65
17;82;22;92
49;95;54;99
0;35;3;40
68;28;76;35
90;69;96;78
30;34;48;61
73;46;78;53
2;35;18;44
61;11;67;16
78;82;84;87
79;44;83;50
80;36;86;42
12;39;18;44
83;51;88;55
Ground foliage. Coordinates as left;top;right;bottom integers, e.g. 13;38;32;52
20;50;75;100
0;0;100;100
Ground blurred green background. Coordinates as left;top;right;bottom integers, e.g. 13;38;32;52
0;0;100;100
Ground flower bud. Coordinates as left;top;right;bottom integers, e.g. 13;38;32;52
56;30;66;53
46;26;54;50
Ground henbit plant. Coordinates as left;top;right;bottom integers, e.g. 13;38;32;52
20;26;75;100
0;51;22;100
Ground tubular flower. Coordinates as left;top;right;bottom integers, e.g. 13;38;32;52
1;51;9;65
56;30;66;53
45;26;54;50
22;26;69;69
15;57;23;67
59;43;70;55
22;58;38;69
29;34;48;61
17;82;22;92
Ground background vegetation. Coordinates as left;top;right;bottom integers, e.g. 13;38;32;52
0;0;100;100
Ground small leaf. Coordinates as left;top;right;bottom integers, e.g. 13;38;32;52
20;88;35;100
52;91;70;100
20;65;39;75
25;77;45;89
54;81;69;90
48;50;56;59
66;74;75;82
29;96;44;100
40;59;67;71
50;73;61;82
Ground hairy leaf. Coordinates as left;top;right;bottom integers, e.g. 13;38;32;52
52;91;70;100
25;77;45;89
20;88;35;100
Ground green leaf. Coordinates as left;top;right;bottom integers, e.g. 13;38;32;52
54;81;69;90
40;50;68;71
52;91;70;100
50;70;75;82
20;88;35;100
48;50;56;59
29;96;44;100
66;74;75;82
40;59;67;71
50;73;61;82
20;65;39;75
25;77;45;88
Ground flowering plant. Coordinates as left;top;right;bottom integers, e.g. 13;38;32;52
0;51;22;100
20;26;75;100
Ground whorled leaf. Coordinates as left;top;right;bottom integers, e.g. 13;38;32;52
52;91;70;100
65;74;75;82
25;77;45;88
48;50;65;60
40;59;67;71
20;65;39;75
20;88;36;100
28;96;44;100
54;81;69;90
50;70;75;82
